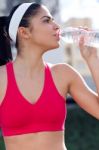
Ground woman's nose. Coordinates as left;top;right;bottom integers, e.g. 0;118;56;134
53;22;60;30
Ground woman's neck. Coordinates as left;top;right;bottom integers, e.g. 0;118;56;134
13;52;45;78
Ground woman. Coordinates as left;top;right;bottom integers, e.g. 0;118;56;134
0;2;99;150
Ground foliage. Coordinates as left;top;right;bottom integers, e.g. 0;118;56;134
65;105;99;150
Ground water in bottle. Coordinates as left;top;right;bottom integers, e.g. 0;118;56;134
60;27;99;48
84;30;99;48
60;27;86;44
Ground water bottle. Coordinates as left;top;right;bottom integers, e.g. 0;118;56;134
84;30;99;48
60;27;99;48
60;27;86;44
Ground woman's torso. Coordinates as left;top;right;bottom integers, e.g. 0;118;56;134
4;131;67;150
0;61;69;150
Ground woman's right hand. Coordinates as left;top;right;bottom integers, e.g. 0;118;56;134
79;31;98;63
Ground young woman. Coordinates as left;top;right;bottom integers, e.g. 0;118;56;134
0;2;99;150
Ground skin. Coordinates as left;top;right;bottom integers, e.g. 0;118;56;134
0;5;99;150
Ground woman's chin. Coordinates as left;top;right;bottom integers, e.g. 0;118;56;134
51;43;60;49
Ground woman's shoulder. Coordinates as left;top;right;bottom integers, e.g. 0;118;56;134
0;65;7;103
46;63;80;93
0;65;7;88
0;65;7;78
47;62;81;82
47;62;78;75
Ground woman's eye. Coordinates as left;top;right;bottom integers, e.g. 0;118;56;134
44;19;50;23
43;17;54;23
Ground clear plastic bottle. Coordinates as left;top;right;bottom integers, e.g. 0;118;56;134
60;27;86;44
84;30;99;48
60;27;99;48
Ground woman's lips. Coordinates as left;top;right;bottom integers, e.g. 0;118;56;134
54;30;61;40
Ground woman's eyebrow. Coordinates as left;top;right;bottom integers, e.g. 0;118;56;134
40;16;54;20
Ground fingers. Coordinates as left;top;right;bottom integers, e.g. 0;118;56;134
78;26;90;31
79;35;84;46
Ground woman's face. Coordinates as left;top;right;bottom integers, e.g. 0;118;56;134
28;5;60;51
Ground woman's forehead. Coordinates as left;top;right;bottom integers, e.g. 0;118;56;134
30;5;52;22
39;5;51;17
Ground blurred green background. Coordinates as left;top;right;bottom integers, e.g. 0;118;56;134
0;105;99;150
65;105;99;150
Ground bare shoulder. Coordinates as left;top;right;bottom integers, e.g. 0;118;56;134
0;65;7;102
47;62;81;92
0;65;7;81
48;63;79;80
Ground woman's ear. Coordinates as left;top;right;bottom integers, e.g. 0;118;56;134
17;27;30;40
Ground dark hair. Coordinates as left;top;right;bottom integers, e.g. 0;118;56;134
0;3;41;65
0;16;12;65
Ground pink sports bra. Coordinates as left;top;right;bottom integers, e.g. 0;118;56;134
0;62;67;136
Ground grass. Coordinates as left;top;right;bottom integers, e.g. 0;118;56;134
65;105;99;150
0;105;99;150
0;136;5;150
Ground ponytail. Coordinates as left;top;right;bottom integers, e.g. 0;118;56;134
0;16;12;66
0;3;41;65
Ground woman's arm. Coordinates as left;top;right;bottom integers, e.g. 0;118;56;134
68;37;99;119
53;62;99;120
79;37;99;95
69;68;99;120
